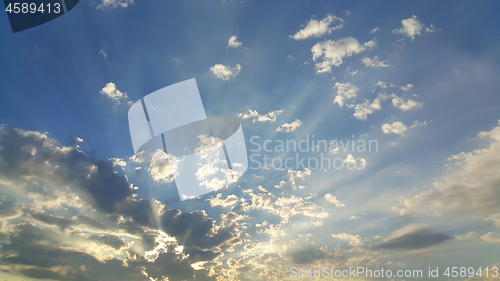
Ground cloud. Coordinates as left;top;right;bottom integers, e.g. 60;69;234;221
481;232;500;243
290;15;343;40
425;24;437;33
374;81;396;89
370;27;380;34
396;120;500;223
208;194;239;207
227;35;242;48
312;37;376;74
381;121;408;135
276;119;302;133
362;56;389;68
97;0;133;10
400;84;414;91
455;231;478;240
374;225;452;250
238;109;283;123
348;97;383;121
333;82;359;107
324;194;345;207
100;82;130;105
348;215;359;220
0;126;133;213
410;120;427;129
392;15;424;41
210;64;241;81
392;96;422;111
332;233;365;247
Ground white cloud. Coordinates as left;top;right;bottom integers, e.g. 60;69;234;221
333;82;359;107
392;97;423;111
349;69;361;76
312;37;376;74
374;81;396;89
392;15;424;41
290;15;343;40
238;109;283;123
348;215;360;220
332;233;365;247
100;82;130;105
227;35;242;48
207;193;239;207
425;24;437;33
210;64;241;81
410;120;427;129
99;49;107;59
347;94;388;121
396;120;500;222
381;121;408;135
400;83;414;91
362;56;389;68
97;0;133;9
370;27;380;34
276;119;302;133
324;193;346;207
455;231;478;240
481;232;500;243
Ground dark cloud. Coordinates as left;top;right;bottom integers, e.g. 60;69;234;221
374;226;452;250
0;126;247;280
0;125;133;212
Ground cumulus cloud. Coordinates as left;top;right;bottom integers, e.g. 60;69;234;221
100;82;131;105
311;37;376;74
392;15;424;41
290;15;344;40
276;119;302;133
238;108;283;123
210;64;241;81
381;121;408;135
324;193;346;207
374;225;452;250
362;56;389;68
97;0;133;10
227;35;242;48
395;121;500;224
333;82;359;107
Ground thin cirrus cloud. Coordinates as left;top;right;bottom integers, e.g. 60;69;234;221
210;63;241;81
290;14;344;40
362;56;389;68
311;37;377;74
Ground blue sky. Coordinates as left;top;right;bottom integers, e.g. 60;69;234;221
1;0;500;280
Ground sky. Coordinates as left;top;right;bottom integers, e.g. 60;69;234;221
1;0;500;280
